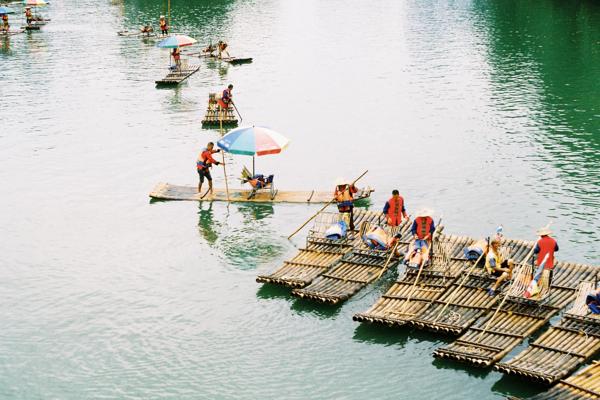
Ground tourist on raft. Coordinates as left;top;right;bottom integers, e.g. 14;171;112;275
217;84;234;120
203;42;217;56
1;13;9;33
586;289;600;314
485;237;514;296
410;209;435;249
334;178;358;231
140;24;153;35
383;189;407;227
171;47;181;70
197;142;222;194
159;15;168;35
533;224;559;287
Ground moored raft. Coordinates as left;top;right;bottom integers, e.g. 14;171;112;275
433;261;598;368
513;361;600;400
496;280;600;385
256;210;383;288
411;239;535;335
149;182;374;204
352;233;468;327
290;219;412;304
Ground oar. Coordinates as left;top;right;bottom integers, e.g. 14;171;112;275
287;170;368;240
231;101;243;123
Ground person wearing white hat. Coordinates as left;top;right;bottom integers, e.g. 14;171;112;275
334;178;358;230
159;15;168;35
534;225;559;287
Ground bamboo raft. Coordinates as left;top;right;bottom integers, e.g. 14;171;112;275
411;239;536;335
496;280;600;385
256;210;384;288
0;29;25;36
291;219;413;304
201;92;238;127
433;261;598;368
155;61;200;86
149;182;374;204
117;30;157;38
353;233;470;327
510;361;600;400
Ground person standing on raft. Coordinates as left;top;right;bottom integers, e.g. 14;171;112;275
159;15;168;36
334;178;358;231
1;13;9;33
217;84;234;121
171;47;181;70
383;190;407;227
25;7;33;25
533;224;559;287
197;142;222;194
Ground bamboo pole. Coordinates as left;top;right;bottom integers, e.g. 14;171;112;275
375;242;400;280
287;170;368;240
219;119;230;201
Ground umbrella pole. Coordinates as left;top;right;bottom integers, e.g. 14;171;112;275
168;0;171;30
222;151;230;202
252;155;255;177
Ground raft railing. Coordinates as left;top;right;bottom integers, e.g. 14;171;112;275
496;279;600;385
256;209;382;288
290;219;413;304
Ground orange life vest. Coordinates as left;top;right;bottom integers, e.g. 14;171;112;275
537;236;557;269
415;216;433;240
387;195;404;226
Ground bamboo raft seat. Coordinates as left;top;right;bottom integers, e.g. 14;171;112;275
352;232;476;327
290;219;413;304
411;239;536;335
155;61;200;86
201;92;238;127
512;361;600;399
149;182;374;204
433;261;598;368
256;210;383;288
496;280;600;385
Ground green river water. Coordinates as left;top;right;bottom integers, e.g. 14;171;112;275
1;0;599;398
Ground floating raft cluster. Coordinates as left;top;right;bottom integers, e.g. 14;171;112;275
291;219;412;304
201;92;238;128
149;183;374;204
433;261;597;368
496;281;600;385
256;210;383;288
512;361;600;399
410;238;535;335
155;62;200;86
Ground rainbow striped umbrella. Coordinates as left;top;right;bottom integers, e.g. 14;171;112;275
217;126;290;156
157;34;197;49
23;0;47;6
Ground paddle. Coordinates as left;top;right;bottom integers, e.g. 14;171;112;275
287;170;368;240
231;101;243;123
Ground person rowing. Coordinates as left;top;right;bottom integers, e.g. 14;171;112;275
159;15;168;36
25;7;33;25
217;84;234;121
405;208;436;269
217;40;230;59
1;14;8;33
334;177;358;231
383;189;407;227
533;224;559;287
197;142;222;194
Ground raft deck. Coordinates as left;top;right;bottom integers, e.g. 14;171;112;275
291;220;412;304
352;233;467;327
515;361;600;399
496;280;600;385
256;210;384;288
155;64;200;86
149;183;374;204
433;261;598;368
411;239;535;335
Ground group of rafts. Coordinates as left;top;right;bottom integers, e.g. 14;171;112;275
253;188;599;395
0;0;50;36
117;15;252;87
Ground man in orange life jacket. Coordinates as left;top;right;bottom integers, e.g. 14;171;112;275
159;15;168;36
533;225;559;286
1;13;9;32
410;209;436;251
383;190;407;227
197;142;222;194
334;178;358;230
25;7;33;25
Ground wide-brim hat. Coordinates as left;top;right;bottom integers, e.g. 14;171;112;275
416;208;434;217
335;177;348;186
536;226;552;236
160;15;165;18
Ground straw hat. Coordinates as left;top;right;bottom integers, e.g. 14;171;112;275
415;208;434;218
160;15;165;18
335;177;348;186
536;225;552;236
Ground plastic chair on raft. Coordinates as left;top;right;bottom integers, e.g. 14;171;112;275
506;259;551;303
240;166;277;200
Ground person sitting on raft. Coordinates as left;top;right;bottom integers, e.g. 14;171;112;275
485;237;514;296
197;142;222;194
25;7;33;25
334;178;358;231
140;24;153;35
533;224;559;287
203;43;217;56
586;289;600;314
159;15;168;35
404;209;435;268
171;47;181;70
383;189;407;227
363;225;402;255
1;13;9;33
